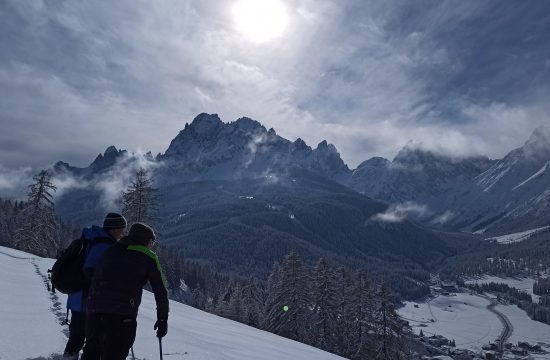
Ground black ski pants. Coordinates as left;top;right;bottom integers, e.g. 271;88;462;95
64;310;86;355
81;313;137;360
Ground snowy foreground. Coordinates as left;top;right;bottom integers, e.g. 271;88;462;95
0;246;344;360
398;292;550;359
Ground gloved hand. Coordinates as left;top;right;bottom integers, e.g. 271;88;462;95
154;319;168;338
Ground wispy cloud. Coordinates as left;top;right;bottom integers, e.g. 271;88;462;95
0;166;34;199
371;202;429;223
429;210;456;226
93;151;161;210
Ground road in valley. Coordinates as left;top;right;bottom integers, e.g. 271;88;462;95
486;298;513;352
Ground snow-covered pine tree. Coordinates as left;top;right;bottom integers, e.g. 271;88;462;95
350;270;375;359
13;170;60;256
121;167;159;225
310;257;339;350
0;199;21;247
373;282;406;360
215;283;235;319
263;252;310;342
227;284;247;323
335;267;355;357
262;261;281;328
241;277;265;328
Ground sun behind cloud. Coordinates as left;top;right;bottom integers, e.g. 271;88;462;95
231;0;289;44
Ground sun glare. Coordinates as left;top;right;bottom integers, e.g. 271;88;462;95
232;0;289;44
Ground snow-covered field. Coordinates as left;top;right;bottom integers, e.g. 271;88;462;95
398;291;550;358
497;304;550;352
398;293;502;351
465;275;540;302
0;246;344;360
484;226;550;244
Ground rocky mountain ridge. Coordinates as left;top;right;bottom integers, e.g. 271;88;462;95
55;113;550;235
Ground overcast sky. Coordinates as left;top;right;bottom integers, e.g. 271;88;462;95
1;0;550;170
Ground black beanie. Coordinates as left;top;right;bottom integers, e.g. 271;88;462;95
128;222;156;245
103;213;127;229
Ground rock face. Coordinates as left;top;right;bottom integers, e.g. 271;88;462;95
158;113;350;182
54;113;550;235
53;145;127;178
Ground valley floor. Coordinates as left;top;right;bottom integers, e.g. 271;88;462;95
398;290;550;359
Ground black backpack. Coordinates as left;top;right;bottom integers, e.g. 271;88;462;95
51;237;87;294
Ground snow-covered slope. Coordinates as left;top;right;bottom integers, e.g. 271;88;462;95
0;246;344;360
460;126;550;233
484;226;550;244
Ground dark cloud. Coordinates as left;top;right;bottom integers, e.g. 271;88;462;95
1;0;549;171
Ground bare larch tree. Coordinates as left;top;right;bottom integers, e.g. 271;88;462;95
14;169;59;256
122;167;159;226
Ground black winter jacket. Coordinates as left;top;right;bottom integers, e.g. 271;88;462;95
86;236;169;320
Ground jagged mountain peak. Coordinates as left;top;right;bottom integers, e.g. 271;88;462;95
315;140;339;155
188;113;223;133
522;125;550;159
293;138;309;149
159;113;350;179
393;142;491;168
232;116;265;132
357;156;390;169
392;143;445;167
89;146;127;172
104;145;119;155
527;125;550;144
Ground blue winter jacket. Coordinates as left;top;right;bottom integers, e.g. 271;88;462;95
66;226;117;312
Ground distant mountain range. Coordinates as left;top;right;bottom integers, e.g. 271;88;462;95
55;113;550;236
345;126;550;234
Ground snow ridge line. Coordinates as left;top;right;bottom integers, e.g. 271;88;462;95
0;249;35;260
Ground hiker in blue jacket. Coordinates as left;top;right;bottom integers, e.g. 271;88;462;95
81;222;169;360
63;213;127;359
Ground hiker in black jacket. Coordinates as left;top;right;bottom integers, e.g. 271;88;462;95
63;212;127;359
81;222;169;360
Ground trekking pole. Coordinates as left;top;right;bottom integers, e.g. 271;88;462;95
61;309;70;325
130;346;135;360
158;337;163;360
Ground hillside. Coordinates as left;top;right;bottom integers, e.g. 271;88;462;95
0;246;344;360
54;166;451;299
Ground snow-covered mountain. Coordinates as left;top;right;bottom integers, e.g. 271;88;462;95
346;127;550;234
158;113;350;183
458;126;550;233
347;144;493;206
0;245;344;360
